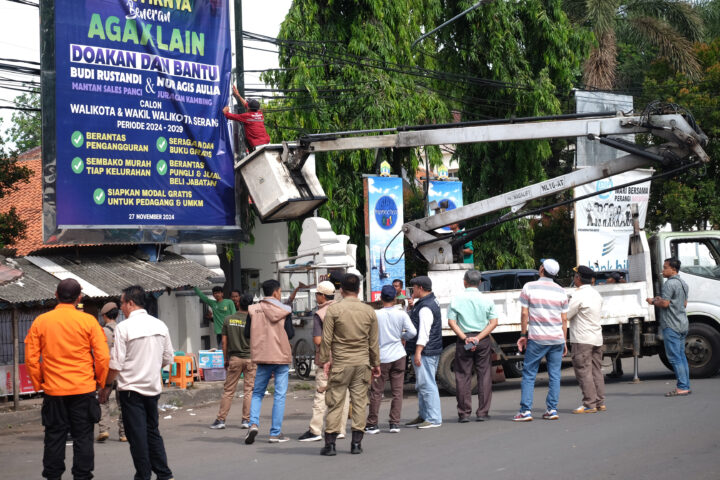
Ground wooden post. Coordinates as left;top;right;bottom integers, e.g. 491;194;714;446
12;307;19;410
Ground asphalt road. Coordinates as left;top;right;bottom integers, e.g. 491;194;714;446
2;357;719;480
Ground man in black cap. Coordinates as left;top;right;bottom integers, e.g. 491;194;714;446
405;276;443;429
568;266;605;413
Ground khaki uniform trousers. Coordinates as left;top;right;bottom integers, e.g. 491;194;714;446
308;367;349;436
217;356;256;422
325;364;371;434
98;382;125;437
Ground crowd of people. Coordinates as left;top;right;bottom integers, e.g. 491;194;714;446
23;254;691;476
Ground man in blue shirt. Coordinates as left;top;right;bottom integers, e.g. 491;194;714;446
447;270;498;422
647;257;690;397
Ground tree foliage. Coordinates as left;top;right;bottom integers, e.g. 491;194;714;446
0;121;33;249
432;0;591;270
639;39;720;231
564;0;704;89
262;0;449;268
6;90;41;153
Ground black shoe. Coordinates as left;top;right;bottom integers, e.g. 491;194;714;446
351;430;363;454
320;444;337;456
298;430;322;442
244;425;258;445
458;416;470;423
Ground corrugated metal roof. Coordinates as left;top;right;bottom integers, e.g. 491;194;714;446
0;264;23;286
0;252;214;304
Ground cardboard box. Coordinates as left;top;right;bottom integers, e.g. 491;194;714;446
198;350;224;369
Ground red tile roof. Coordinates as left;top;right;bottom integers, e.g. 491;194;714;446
1;147;43;256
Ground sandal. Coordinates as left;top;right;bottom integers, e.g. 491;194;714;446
664;390;691;397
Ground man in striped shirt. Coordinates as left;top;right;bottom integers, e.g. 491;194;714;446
513;258;569;422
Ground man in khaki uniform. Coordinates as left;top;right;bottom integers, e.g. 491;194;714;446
298;281;350;442
318;274;381;456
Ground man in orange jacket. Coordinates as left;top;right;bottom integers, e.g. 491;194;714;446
25;278;109;480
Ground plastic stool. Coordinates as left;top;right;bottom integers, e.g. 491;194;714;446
169;355;196;389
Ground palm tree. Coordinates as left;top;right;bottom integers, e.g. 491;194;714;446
564;0;704;90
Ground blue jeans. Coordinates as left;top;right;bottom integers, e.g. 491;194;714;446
663;328;690;391
520;341;564;412
414;354;442;424
248;364;289;436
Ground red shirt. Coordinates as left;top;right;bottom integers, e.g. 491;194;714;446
224;110;271;147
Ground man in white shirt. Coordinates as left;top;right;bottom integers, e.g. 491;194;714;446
405;276;443;429
99;285;175;480
568;266;605;414
365;285;417;434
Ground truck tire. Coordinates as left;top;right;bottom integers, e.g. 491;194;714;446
502;359;524;378
686;323;720;378
436;344;477;396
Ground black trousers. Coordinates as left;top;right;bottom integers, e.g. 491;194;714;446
42;392;100;480
119;390;173;480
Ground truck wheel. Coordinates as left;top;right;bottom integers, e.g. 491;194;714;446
502;359;524;378
436;344;477;396
686;323;720;378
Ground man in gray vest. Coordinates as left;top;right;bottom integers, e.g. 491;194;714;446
405;276;443;429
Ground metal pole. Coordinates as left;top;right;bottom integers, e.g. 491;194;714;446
632;317;641;383
234;0;245;101
12;307;19;410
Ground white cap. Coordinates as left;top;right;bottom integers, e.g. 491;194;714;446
316;281;335;296
541;258;560;277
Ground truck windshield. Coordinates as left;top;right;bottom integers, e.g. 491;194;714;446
671;238;720;280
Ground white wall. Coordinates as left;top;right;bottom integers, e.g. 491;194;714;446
157;290;211;354
240;222;289;289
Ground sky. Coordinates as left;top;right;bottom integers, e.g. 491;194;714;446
0;0;293;141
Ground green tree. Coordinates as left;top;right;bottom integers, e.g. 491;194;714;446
640;39;720;231
564;0;704;90
433;0;591;270
262;0;449;268
0;120;33;249
6;90;41;152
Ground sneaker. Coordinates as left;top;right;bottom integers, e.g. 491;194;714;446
337;433;345;439
298;430;322;442
572;405;597;414
244;425;258;445
209;419;226;429
96;432;109;443
405;416;425;427
389;424;400;433
597;405;607;412
119;435;128;442
268;434;290;443
458;416;470;423
512;411;533;422
240;421;250;429
476;415;491;422
542;409;559;420
416;420;441;429
364;424;380;434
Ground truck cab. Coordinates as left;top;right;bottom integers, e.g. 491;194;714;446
650;231;720;377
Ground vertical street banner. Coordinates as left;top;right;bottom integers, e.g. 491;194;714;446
363;176;405;301
574;170;652;272
428;180;463;233
52;0;235;232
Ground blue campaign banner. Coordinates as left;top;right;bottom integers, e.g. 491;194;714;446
428;181;463;233
364;176;405;301
54;0;235;228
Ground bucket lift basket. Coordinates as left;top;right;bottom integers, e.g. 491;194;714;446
235;145;328;223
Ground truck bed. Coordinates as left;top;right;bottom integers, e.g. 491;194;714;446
429;269;654;336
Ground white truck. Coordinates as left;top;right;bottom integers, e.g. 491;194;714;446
238;104;720;393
